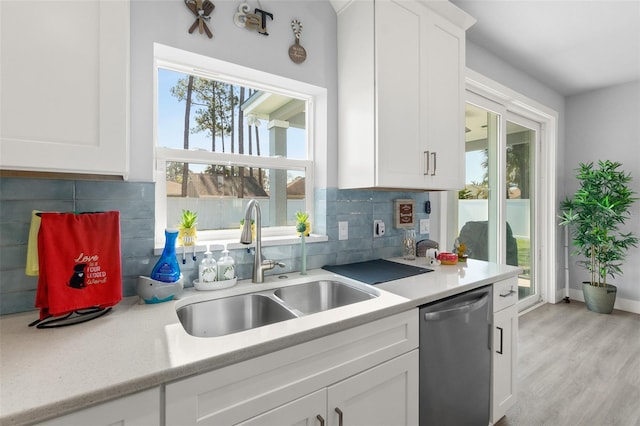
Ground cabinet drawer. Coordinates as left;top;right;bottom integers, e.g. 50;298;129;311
37;388;160;426
493;276;518;312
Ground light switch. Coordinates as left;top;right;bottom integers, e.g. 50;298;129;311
420;219;430;234
339;221;349;240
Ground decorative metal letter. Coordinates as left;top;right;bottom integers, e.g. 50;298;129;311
254;8;273;36
234;2;273;36
233;2;251;27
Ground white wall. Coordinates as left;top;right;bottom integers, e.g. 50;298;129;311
129;0;338;185
565;80;640;308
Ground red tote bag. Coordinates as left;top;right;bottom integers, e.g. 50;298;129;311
36;211;123;319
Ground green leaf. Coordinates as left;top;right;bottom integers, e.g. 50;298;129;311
180;209;198;229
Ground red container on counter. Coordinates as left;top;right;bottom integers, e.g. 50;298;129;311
437;252;458;265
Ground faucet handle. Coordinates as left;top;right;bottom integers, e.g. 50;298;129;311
261;259;286;271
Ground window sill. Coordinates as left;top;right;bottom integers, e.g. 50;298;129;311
154;234;329;256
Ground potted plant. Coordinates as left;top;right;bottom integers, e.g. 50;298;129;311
295;211;310;275
178;209;198;246
296;211;311;237
560;160;638;313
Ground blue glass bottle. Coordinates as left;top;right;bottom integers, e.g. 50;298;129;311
150;228;181;283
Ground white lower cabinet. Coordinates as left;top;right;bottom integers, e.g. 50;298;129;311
327;350;418;426
165;310;419;425
491;277;519;424
36;387;160;426
239;351;418;426
237;389;326;426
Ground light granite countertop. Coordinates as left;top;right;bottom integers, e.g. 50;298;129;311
0;259;521;425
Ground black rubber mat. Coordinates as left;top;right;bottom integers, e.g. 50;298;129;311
322;259;432;285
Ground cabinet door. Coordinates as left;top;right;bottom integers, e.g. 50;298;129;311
375;0;465;190
0;0;129;177
327;350;419;426
36;388;160;426
375;0;424;189
492;304;518;423
423;9;466;190
237;389;327;426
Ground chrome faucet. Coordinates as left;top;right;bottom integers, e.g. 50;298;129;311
240;199;285;283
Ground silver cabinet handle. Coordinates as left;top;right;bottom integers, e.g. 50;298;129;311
424;151;430;175
500;288;517;297
335;407;344;426
316;414;325;426
431;152;437;176
496;326;504;354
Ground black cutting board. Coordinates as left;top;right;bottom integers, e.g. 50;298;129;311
322;259;432;285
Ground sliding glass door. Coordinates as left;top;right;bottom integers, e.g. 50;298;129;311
459;93;540;310
505;114;538;307
458;102;500;263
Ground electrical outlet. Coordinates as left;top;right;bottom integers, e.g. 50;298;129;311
373;220;385;237
420;219;430;234
338;221;349;240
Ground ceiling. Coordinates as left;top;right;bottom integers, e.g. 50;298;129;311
450;0;640;96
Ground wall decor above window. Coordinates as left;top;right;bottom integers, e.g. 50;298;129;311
288;19;307;64
185;0;214;39
233;2;273;36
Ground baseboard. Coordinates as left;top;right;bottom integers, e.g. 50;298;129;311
555;288;567;304
567;288;640;314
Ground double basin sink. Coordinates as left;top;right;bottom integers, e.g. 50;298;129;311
176;279;379;338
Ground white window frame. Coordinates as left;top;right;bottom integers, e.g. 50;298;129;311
153;43;323;248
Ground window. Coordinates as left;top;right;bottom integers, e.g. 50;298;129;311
153;44;322;246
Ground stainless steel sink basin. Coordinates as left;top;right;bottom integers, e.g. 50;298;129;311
274;280;376;314
176;294;297;338
176;278;379;338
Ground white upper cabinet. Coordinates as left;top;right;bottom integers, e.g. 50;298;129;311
0;0;129;178
333;0;474;190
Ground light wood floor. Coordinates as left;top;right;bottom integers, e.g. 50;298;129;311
496;301;640;426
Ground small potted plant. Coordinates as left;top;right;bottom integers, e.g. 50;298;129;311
560;160;638;313
178;209;198;247
295;211;310;275
296;211;311;237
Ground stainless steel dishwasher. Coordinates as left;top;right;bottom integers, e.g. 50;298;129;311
419;285;492;426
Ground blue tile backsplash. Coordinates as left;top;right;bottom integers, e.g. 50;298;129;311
0;178;429;315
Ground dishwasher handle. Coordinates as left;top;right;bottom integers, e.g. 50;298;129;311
423;293;489;322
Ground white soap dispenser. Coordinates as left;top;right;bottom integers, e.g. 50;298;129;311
198;244;218;284
217;245;235;281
